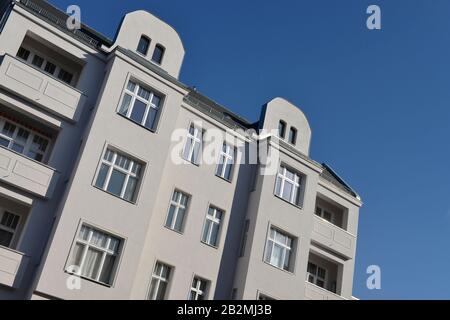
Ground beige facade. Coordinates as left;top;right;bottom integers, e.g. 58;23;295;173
0;0;362;300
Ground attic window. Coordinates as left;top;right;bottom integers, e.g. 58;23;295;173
278;121;286;139
288;127;297;145
152;44;165;64
137;36;150;56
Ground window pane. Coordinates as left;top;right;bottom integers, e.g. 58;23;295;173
0;230;13;247
137;37;150;55
271;244;284;268
118;94;133;115
123;177;138;202
99;255;116;284
202;220;211;243
183;138;193;161
209;223;220;246
69;243;85;269
106;169;126;196
145;108;158;130
282;182;293;201
165;205;176;229
17;47;30;60
2;122;15;137
31;55;44;68
192;140;201;164
81;248;102;280
127;81;136;92
174;208;185;232
216;162;224;177
11;143;24;154
90;230;108;248
224;163;233;180
44;62;56;75
0;136;10;148
58;69;73;85
95;164;110;189
152;45;164;64
130;100;147;124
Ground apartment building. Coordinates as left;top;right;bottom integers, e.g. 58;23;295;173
0;0;362;300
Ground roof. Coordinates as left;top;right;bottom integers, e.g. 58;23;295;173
320;164;360;200
17;0;113;49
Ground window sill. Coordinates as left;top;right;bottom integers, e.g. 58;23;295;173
274;194;303;211
116;113;157;134
64;270;113;288
215;174;232;184
92;185;137;205
201;241;219;250
163;225;185;236
263;261;295;276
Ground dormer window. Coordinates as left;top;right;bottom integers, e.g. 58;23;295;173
137;36;151;56
288;127;297;145
152;44;165;64
278;120;286;139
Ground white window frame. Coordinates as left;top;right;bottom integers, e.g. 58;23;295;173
165;190;189;233
307;262;328;289
148;262;171;300
182;123;203;165
118;80;162;131
68;225;122;286
16;46;75;86
95;148;142;203
264;227;294;272
275;165;303;206
0;210;21;249
201;206;223;248
189;277;209;300
216;142;235;181
0;117;51;163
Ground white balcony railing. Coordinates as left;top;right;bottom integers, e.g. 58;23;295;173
0;245;29;289
0;146;58;198
304;281;346;300
311;215;356;259
0;54;86;122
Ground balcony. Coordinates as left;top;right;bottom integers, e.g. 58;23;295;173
0;54;86;122
0;246;29;289
312;215;356;259
0;146;58;199
304;281;345;300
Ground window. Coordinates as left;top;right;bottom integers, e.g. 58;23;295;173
278;121;286;138
275;165;303;206
57;69;73;85
288;127;297;145
264;227;294;271
148;262;171;300
17;47;30;61
137;36;151;55
118;80;163;131
152;44;165;64
68;225;122;285
16;47;75;85
315;206;333;223
31;54;44;68
216;143;235;181
165;190;189;233
95;148;143;203
307;262;327;289
182;124;202;165
0;211;20;248
189;277;209;300
0;117;50;163
201;206;223;248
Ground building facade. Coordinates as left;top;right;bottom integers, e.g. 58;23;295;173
0;0;362;300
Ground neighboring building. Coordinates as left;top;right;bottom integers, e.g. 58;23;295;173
0;0;362;300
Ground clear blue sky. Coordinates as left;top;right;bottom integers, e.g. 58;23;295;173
48;0;450;299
